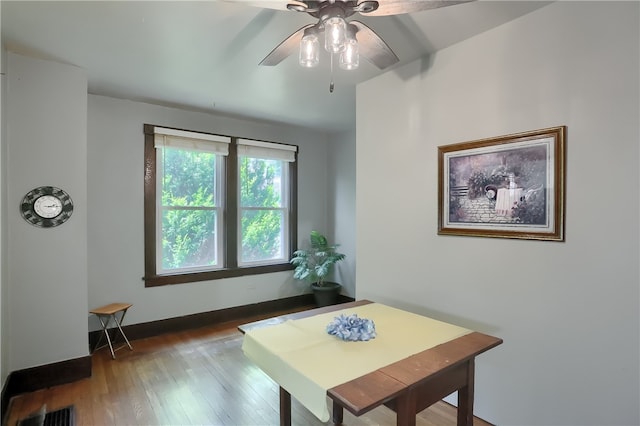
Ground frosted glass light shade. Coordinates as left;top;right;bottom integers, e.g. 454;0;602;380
299;32;319;68
324;17;347;53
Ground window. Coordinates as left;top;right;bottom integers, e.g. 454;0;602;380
238;139;297;266
143;125;297;287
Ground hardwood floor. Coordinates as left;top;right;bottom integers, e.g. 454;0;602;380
6;308;493;425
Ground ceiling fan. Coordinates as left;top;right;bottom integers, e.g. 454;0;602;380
230;1;474;72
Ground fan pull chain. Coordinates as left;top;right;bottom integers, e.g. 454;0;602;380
330;53;335;93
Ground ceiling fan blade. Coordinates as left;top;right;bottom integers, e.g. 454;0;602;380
222;1;306;11
350;20;399;70
364;0;475;16
259;23;316;66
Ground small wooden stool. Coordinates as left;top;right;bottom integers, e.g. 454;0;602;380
90;303;133;359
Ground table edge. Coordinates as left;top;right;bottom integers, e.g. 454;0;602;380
327;331;503;416
238;299;373;334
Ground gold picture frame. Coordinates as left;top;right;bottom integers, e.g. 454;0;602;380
438;126;566;241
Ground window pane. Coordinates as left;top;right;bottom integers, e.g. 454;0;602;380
162;148;216;207
240;157;283;207
240;209;284;263
161;208;218;269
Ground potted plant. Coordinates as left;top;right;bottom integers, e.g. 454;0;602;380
290;230;346;307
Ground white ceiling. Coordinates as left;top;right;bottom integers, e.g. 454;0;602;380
1;1;551;133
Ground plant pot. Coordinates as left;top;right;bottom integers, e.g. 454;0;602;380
311;282;342;307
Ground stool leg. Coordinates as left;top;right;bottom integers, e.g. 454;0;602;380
97;315;116;359
113;309;133;351
92;322;105;353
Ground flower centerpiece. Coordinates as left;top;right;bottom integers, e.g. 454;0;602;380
326;313;376;341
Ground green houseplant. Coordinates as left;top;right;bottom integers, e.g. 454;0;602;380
291;230;346;306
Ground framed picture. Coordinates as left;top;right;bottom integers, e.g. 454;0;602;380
438;126;566;241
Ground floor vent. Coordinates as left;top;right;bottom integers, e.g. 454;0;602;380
17;405;75;426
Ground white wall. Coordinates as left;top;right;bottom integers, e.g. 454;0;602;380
356;2;639;425
6;53;89;371
0;16;8;387
328;129;356;297
87;95;333;328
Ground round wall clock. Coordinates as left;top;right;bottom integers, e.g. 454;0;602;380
20;186;73;228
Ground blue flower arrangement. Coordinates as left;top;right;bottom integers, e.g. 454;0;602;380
326;313;376;341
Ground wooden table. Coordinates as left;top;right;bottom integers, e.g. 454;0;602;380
239;300;502;426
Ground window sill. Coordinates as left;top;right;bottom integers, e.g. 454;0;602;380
144;263;294;287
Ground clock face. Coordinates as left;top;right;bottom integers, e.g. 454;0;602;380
21;186;73;228
34;195;63;218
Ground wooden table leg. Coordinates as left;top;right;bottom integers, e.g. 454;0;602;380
279;387;291;426
332;401;344;425
395;388;417;426
457;360;475;426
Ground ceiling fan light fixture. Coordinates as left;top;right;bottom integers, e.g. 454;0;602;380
339;31;359;70
299;28;320;68
324;16;347;54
